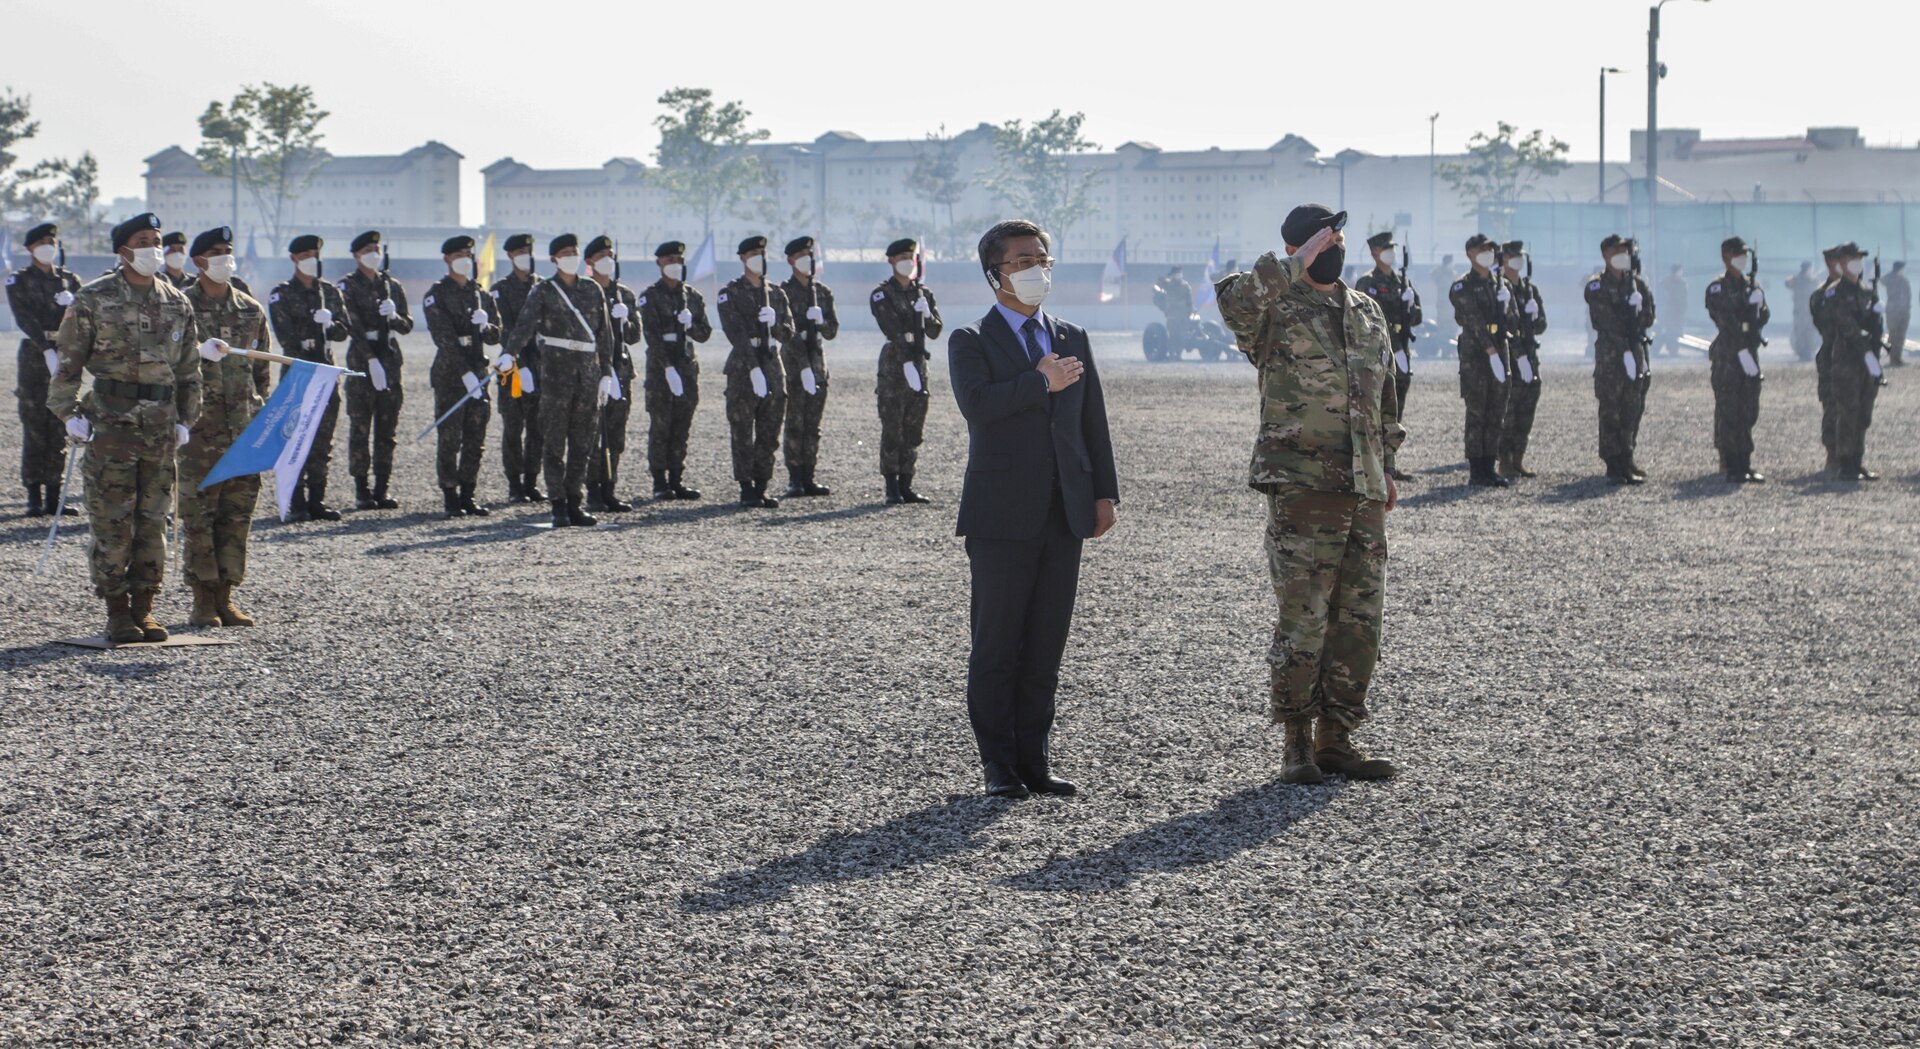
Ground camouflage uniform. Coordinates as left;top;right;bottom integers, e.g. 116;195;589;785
1215;251;1405;729
1704;271;1769;472
870;277;942;479
423;276;502;491
1813;277;1883;467
49;271;203;597
266;276;351;498
638;278;711;481
779;274;838;478
1883;266;1910;366
491;268;545;495
1785;267;1820;361
1811;275;1838;458
179;281;272;589
586;277;641;500
501;275;613;506
1585;270;1655;467
1449;270;1511;462
716;275;793;488
7;261;82;489
1499;277;1548;467
338;268;413;489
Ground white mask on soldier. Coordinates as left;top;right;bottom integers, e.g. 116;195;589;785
555;254;582;276
593;255;617;277
1473;251;1496;270
451;257;475;278
511;253;532;272
31;244;58;266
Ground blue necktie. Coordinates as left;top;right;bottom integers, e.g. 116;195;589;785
1021;316;1042;364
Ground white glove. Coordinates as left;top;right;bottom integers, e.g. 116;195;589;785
494;353;514;371
55;290;76;307
198;338;229;362
599;374;623;401
611;302;630;321
1496;287;1512;304
65;416;91;441
749;367;768;399
1524;300;1539;318
806;306;825;324
913;297;931;315
1627;291;1644;309
463;372;484;397
469;307;490;326
1865;351;1884;378
378;298;398;318
756;305;777;326
43;349;60;374
1488;353;1506;384
1748;289;1765;306
368;358;388;392
1872;301;1886;315
174;423;191;447
1737;350;1759;378
665;365;685;397
1400;288;1415;305
313;308;333;326
675;308;693;327
517;367;535;394
800;366;818;395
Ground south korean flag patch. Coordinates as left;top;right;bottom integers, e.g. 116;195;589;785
872;290;886;303
423;294;436;308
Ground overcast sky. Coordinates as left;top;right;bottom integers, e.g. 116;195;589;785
4;0;1913;226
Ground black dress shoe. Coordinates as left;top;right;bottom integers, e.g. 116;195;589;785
1015;767;1077;797
983;762;1030;799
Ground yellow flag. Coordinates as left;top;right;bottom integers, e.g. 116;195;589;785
476;231;498;292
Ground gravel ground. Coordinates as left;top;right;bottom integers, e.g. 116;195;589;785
1;334;1915;1047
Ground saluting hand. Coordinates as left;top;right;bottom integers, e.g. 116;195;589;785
1296;226;1338;267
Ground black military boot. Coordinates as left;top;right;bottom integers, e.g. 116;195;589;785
506;476;527;503
884;475;903;505
1722;452;1743;483
802;468;831;497
602;459;632;512
25;485;43;517
523;472;547;502
550;498;570;527
372;473;399;509
307;479;342;521
669;469;701;500
757;481;781;509
45;482;76;517
459;483;489;516
898;472;930;504
585;478;607;512
442;487;466;519
1628;460;1648;480
566;498;597;527
652;469;674;500
354;476;377;510
1470;457;1510;488
785;467;807;499
1742;454;1766;484
1853;457;1880;481
739;482;758;507
288;482;311;520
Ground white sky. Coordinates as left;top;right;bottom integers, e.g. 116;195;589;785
4;0;1914;227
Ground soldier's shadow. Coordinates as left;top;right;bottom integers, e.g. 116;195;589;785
1671;473;1742;501
1;519;87;543
1395;483;1486;511
253;509;466;542
758;503;893;527
1783;472;1861;494
0;643;101;671
1540;476;1627;503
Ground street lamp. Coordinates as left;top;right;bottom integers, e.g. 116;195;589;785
1428;112;1439;262
1647;0;1710;268
1598;67;1622;203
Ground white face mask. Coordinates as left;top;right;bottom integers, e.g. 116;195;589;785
1506;255;1525;271
1375;251;1394;269
1846;258;1866;277
165;251;187;272
661;263;685;282
1006;265;1051;307
296;256;321;277
1729;256;1749;274
511;253;532;272
451;257;475;278
1473;251;1496;270
359;251;382;272
744;255;766;276
128;246;166;277
593;255;617;277
555;254;582;275
794;255;815;276
203;255;238;283
31;244;58;266
1608;253;1633;272
893;258;917;279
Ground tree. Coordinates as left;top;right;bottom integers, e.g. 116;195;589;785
196;83;330;248
650;88;771;241
20;153;104;250
981;111;1103;255
905;125;973;258
1437;122;1571;238
0;88;42;214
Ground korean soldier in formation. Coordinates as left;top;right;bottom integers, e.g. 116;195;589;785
1353;231;1421;482
1585;235;1656;484
780;235;837;498
1703;236;1769;483
338;230;412;511
179;226;272;627
1813;242;1884;481
872;237;942;504
423;235;503;517
1811;247;1845;468
1882;260;1910;366
716;235;792;508
1785;260;1820;362
492;233;546;503
1497;240;1547;479
638;241;710;500
584;235;640;512
6;221;81;516
502;233;615;527
1449;234;1512;487
267;234;351;519
48;213;202;643
159;231;194;290
1215;204;1403;784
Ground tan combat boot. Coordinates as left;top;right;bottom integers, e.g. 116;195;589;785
128;591;169;643
216;584;255;627
189;582;223;627
1314;718;1397;780
1512;454;1537;478
1496;456;1519;479
105;595;145;645
1279;717;1324;784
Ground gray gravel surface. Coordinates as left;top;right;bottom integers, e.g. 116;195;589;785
1;335;1916;1047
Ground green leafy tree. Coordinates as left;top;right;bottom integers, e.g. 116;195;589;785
1437;122;1571;238
195;83;330;248
982;110;1103;255
650;88;771;241
20;152;104;250
0;87;41;214
905;125;973;258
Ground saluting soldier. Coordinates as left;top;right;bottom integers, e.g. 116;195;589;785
423;235;503;517
1585;234;1656;484
266;234;351;519
159;231;194;289
584;235;640;513
780;235;837;497
179;226;272;627
501;233;615;527
1352;231;1421;483
1813;242;1885;481
716;235;792;508
1703;236;1769;483
1448;234;1512;488
6;221;82;516
47;213;203;643
492;232;546;503
871;237;941;504
338;230;413;511
1497;240;1547;479
638;240;710;500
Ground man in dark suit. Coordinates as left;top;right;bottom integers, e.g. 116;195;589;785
948;219;1120;799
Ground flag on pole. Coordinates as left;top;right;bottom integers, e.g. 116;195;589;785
475;231;498;292
199;359;348;520
688;231;717;283
1194;238;1223;308
0;227;13;273
243;229;259;285
1100;238;1127;303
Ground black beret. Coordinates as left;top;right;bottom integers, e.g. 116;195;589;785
189;227;234;258
885;237;918;257
24;222;57;245
1502;240;1524;254
350;230;382;253
549;233;578;255
1834;241;1867;258
784;236;815;257
584;235;615;258
1365;231;1395;250
1600;234;1634;253
162;231;187;248
1894;261;1907;271
737;235;768;255
655;240;687;258
441;235;475;255
1465;233;1497;252
288;234;323;254
111;212;163;251
1721;236;1748;256
504;233;535;253
1281;204;1345;247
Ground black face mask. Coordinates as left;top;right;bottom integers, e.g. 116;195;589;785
1307;243;1345;284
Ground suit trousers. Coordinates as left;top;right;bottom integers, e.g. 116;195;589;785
964;488;1084;769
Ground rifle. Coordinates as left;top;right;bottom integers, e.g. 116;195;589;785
604;241;621;482
1486;246;1508;373
1746;245;1767;354
1629;247;1652;383
1398;244;1417;347
378;244;394;382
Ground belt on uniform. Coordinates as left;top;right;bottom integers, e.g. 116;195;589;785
95;377;174;402
298;338;319;349
456;336;474;346
540;336;596;353
749;337;768;348
662;333;681;342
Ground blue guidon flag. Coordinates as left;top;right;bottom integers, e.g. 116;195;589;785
199;359;346;520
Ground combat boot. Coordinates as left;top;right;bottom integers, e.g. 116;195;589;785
1496;456;1519;479
652;470;675;500
1389;465;1415;483
566;498;597;527
506;476;527;503
740;482;758;507
288;482;310;520
802;468;831;497
354;476;378;510
898;472;930;504
1628;460;1648;480
442;487;466;519
459;483;490;517
215;584;255;627
188;581;223;627
550;498;570;528
25;485;43;517
1279;717;1323;785
306;480;342;521
668;469;701;500
1512;454;1537;479
372;473;399;509
129;590;168;643
1470;457;1510;487
1314;718;1397;780
585;481;608;512
884;475;903;505
105;594;145;645
523;473;547;502
785;468;807;499
748;482;780;509
600;481;632;513
46;481;77;517
1722;452;1743;483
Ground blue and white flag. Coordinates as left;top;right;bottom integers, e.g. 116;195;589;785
200;359;345;520
0;227;12;273
687;231;717;283
1100;238;1127;303
1194;238;1223;308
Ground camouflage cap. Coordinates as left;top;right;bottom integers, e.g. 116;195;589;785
189;226;234;258
111;212;163;250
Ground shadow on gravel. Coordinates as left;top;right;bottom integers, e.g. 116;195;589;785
1671;473;1742;501
1395;484;1488;511
1782;472;1861;494
762;503;894;527
1539;476;1621;503
362;522;551;557
999;780;1345;892
678;797;1012;913
0;643;100;671
2;519;86;543
253;510;454;543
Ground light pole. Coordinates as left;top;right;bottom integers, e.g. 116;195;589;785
1428;112;1439;262
1648;0;1710;268
1598;67;1622;203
